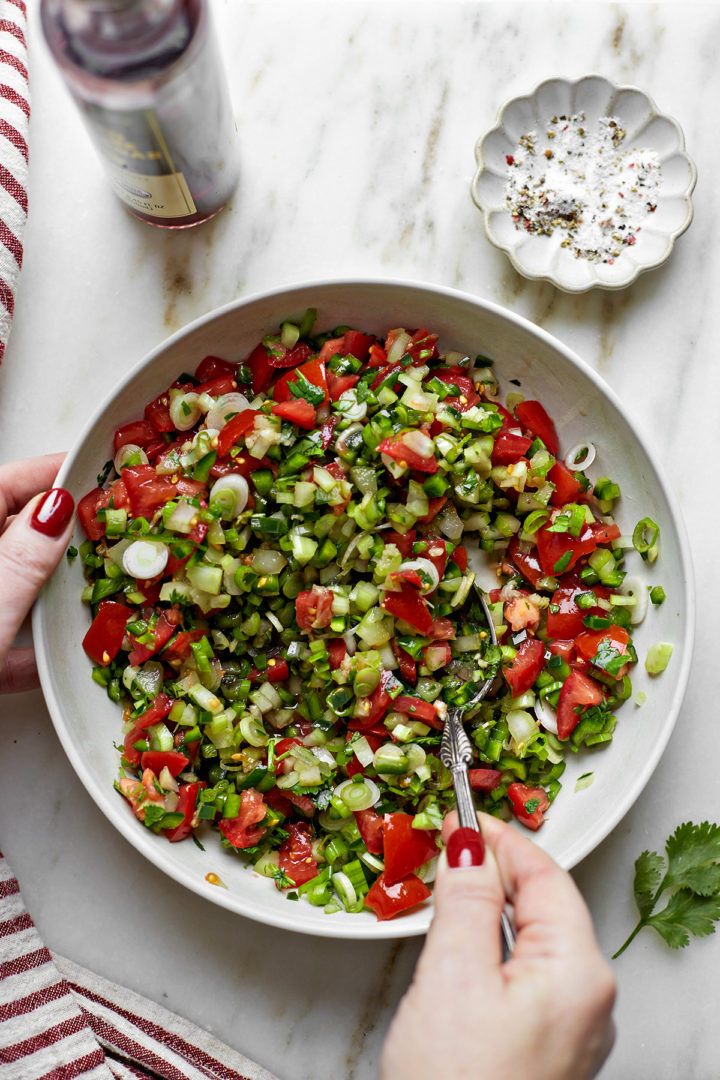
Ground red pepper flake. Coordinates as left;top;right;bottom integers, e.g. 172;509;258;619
506;154;515;166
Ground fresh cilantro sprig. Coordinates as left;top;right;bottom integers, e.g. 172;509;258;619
613;822;720;957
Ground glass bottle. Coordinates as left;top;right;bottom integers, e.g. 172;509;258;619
41;0;240;228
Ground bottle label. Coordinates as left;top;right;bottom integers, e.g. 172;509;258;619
85;106;198;219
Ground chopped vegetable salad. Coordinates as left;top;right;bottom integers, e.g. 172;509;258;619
77;311;658;920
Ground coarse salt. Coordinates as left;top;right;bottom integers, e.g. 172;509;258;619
505;114;662;263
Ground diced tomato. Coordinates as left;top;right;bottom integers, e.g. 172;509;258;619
319;415;338;449
492;431;533;465
272;356;329;405
274;737;304;774
507;536;545;588
248;658;289;683
82;600;133;665
264;787;315;818
424;538;448;579
271;399;317;429
546;582;611;639
122;465;178;520
392;642;417;685
367;343;388;368
77;486;117;541
318;330;375;364
354;808;384;854
194;374;237;398
144;390;176;433
164;781;203;842
278;821;318;887
175;477;207;499
349;671;394;731
127;612;176;666
548;638;575;663
328;373;360;401
393;696;439;726
385;529;416;558
162;628;206;661
328;638;348;670
536;523;597;576
450;544;468;572
504;637;546;697
469;768;503;792
507;782;550;830
140;750;190;777
216;409;261;457
383;812;438;886
574;626;630;675
341;330;375;362
556;670;605;740
113;419;159;453
433;372;479;412
422;640;451;672
389;568;424;590
515;400;559;455
381;582;434;635
123;693;175;766
219;788;268;850
194;355;237;383
417;496;447;523
248;342;274;395
295;586;334;631
588;521;621;544
364;872;431;921
370;361;404;392
208;455;265;480
548;461;584;508
405;329;439;363
267;341;314;370
429;617;455;640
378;434;438;474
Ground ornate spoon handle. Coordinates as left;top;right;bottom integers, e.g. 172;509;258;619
441;708;516;957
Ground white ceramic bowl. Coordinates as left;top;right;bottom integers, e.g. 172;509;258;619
471;75;697;292
34;279;694;939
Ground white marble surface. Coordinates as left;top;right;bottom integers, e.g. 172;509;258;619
1;2;719;1077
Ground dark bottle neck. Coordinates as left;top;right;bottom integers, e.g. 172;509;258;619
42;0;202;82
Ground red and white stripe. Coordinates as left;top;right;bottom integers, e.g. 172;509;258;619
0;0;29;364
1;854;277;1080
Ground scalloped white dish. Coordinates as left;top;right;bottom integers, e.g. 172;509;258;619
471;75;697;292
34;280;693;939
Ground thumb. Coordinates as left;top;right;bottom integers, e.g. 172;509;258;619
421;818;506;973
0;488;75;667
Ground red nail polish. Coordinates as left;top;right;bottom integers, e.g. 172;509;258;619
447;827;485;869
30;488;75;538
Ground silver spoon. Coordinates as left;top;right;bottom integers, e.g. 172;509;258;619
439;587;516;957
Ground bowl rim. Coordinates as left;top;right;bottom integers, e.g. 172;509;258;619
33;276;696;938
470;73;698;293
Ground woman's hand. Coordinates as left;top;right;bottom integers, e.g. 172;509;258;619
381;812;616;1080
0;454;74;693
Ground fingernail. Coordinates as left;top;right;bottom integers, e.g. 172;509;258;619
446;827;485;869
30;488;75;538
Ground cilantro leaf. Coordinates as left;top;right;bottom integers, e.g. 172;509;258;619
633;850;665;918
614;821;720;958
664;821;720;896
647;890;720;950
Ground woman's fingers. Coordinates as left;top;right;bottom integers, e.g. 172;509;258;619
476;813;599;956
420;818;506;975
0;646;39;693
0;454;66;522
0;488;75;669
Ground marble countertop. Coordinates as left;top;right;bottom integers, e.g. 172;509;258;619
1;3;717;1077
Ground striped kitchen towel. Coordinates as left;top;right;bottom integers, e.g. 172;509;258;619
0;853;280;1079
0;0;29;364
